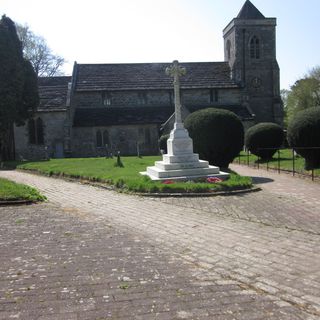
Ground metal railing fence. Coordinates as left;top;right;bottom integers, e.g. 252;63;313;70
236;147;320;182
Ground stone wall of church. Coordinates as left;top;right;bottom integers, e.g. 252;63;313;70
182;88;241;106
14;111;67;160
223;17;283;126
245;63;282;125
73;90;173;108
72;92;102;107
71;124;160;157
72;88;242;108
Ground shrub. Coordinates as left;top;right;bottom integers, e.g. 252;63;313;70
287;107;320;170
158;134;169;153
184;108;244;168
245;122;284;160
114;153;124;167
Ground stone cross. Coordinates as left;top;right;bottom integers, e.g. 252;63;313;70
166;60;186;124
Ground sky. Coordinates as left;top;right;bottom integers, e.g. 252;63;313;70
1;0;320;89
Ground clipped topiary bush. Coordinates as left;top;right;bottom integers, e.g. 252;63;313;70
184;108;244;168
287;107;320;170
158;134;169;153
245;122;284;160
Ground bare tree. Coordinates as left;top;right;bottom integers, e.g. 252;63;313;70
16;24;65;77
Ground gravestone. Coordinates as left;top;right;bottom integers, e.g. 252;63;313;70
141;60;229;181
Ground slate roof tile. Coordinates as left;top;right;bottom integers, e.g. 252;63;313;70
75;62;238;91
73;103;253;128
237;0;265;19
73;106;174;127
38;76;71;110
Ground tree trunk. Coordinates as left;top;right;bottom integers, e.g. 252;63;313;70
0;122;15;161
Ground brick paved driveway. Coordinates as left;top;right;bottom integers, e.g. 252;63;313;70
0;166;319;319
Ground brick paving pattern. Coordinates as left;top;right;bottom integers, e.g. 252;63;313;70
0;165;319;319
155;164;320;235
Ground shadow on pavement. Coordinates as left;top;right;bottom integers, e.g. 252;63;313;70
250;176;274;184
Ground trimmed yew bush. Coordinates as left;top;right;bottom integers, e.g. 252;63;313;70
245;122;284;160
287;107;320;170
158;134;169;153
184;108;244;168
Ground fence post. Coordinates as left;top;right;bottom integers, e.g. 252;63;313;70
312;169;314;181
247;150;250;166
278;150;280;174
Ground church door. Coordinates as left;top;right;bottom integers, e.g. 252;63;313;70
54;142;64;158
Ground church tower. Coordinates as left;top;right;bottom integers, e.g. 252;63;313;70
223;0;283;125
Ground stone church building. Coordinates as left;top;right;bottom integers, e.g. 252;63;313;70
14;0;283;159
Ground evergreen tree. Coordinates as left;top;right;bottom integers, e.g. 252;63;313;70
0;15;38;160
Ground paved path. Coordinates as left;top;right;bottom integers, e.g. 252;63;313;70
0;165;319;319
157;164;320;235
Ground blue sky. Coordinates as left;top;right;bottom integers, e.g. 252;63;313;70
1;0;320;89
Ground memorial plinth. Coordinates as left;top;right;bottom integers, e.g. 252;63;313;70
141;60;229;181
144;122;229;180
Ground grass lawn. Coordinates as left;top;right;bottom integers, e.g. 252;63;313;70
236;149;320;177
11;156;252;194
0;177;46;202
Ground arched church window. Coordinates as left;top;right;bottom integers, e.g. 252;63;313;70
209;89;219;103
119;131;126;143
250;36;260;59
29;118;44;145
138;92;147;105
145;128;151;145
226;40;231;60
102;92;111;106
96;130;102;147
103;130;110;146
28;119;36;144
36;118;44;144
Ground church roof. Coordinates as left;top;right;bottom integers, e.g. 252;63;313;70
73;106;174;127
73;104;253;128
38;76;71;110
74;62;239;91
237;0;265;19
